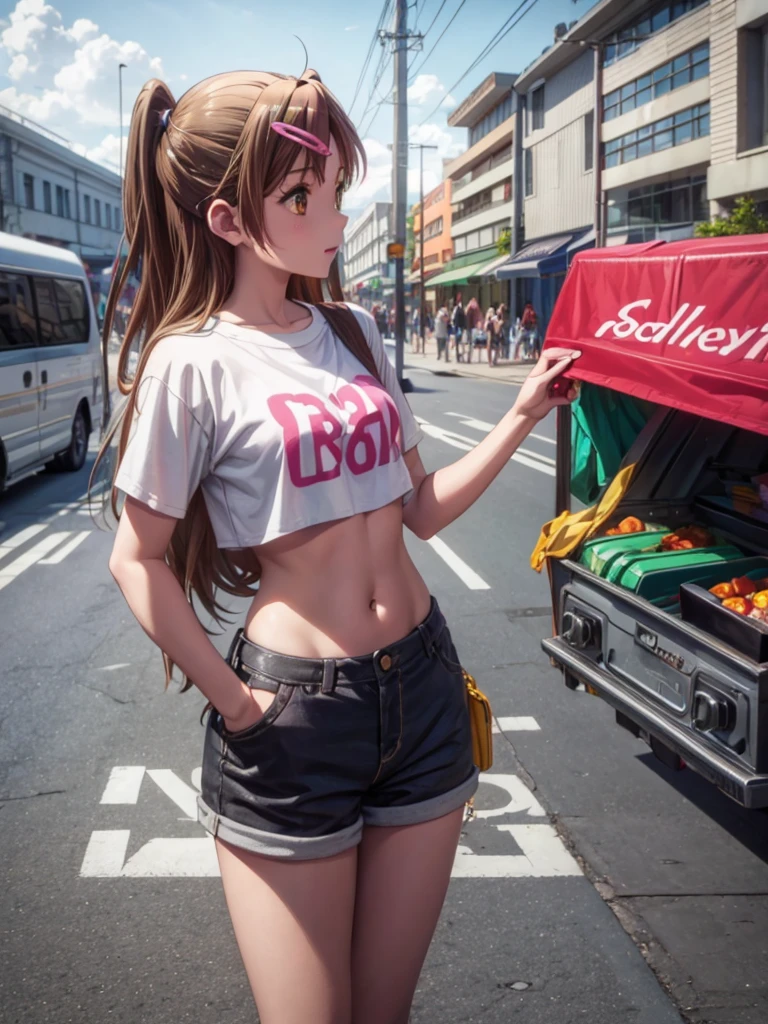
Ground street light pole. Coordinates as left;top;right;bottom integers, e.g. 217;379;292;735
409;142;438;351
118;63;127;181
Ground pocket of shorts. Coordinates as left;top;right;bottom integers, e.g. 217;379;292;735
433;627;463;675
219;678;294;741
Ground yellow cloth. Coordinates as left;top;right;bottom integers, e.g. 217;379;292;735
531;463;637;572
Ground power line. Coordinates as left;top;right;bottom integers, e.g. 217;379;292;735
356;42;393;133
418;0;541;125
417;0;449;42
348;0;393;120
408;0;465;85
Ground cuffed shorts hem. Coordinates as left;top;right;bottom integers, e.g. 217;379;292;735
197;795;364;861
362;766;480;828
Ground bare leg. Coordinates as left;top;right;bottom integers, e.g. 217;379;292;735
215;838;358;1024
351;808;465;1024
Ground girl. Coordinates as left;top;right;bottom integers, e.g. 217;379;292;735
484;304;497;366
101;70;578;1024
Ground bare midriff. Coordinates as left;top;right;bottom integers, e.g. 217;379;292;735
243;498;432;659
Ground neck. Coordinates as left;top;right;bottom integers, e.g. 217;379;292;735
218;247;309;329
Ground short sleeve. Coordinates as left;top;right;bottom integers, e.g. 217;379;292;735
346;304;423;452
114;343;213;518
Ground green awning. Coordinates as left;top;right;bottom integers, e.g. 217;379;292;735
428;258;490;287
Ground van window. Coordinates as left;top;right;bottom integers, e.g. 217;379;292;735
0;272;37;351
32;276;90;345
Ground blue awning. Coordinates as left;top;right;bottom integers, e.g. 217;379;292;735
495;234;574;279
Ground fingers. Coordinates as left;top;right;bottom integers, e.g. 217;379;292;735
540;347;581;364
541;356;577;382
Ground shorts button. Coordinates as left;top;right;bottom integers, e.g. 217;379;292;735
380;653;392;671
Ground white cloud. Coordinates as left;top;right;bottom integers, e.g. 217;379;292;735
346;136;392;207
0;1;163;131
406;73;456;111
85;132;122;170
345;25;359;31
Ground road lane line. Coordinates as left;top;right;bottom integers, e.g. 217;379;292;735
426;536;490;590
415;417;554;476
493;716;541;733
39;530;91;564
0;524;48;563
0;532;71;591
100;766;145;804
445;413;556;444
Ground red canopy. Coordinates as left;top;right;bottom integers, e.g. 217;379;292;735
544;235;768;436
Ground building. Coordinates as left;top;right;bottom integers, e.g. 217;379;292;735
495;0;768;335
341;201;394;308
408;176;453;316
0;104;122;278
430;71;518;312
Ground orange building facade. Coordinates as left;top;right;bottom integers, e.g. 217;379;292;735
410;177;453;314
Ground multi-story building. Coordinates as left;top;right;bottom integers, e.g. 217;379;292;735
408;177;453;315
341;201;394;308
430;72;517;311
497;0;768;334
0;105;123;277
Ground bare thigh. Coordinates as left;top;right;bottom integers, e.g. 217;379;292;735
351;808;465;1024
215;838;358;1024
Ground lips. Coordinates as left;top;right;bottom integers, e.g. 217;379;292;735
324;246;339;254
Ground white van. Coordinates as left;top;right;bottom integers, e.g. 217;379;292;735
0;233;105;491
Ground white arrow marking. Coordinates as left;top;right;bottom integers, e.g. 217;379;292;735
453;825;581;878
146;769;199;819
100;766;145;804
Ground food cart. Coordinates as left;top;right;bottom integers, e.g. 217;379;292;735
533;235;768;809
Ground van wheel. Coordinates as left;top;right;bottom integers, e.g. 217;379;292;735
59;407;89;472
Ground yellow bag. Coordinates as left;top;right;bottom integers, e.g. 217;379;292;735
464;669;493;771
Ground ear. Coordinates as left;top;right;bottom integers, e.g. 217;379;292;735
206;199;245;247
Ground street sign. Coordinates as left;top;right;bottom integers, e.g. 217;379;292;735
387;242;405;260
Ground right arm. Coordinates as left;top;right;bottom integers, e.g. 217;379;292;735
109;497;261;732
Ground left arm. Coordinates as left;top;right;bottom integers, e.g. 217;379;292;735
401;348;579;541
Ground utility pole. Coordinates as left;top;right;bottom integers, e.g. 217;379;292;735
118;63;127;181
409;142;438;352
381;1;422;391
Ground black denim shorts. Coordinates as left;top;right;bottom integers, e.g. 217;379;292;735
197;597;479;860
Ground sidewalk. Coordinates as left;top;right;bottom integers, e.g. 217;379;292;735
388;334;534;385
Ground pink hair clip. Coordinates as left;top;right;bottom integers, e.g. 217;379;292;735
270;121;331;157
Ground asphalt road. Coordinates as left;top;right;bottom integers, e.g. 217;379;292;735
1;365;766;1024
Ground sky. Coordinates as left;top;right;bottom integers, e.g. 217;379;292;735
0;0;596;222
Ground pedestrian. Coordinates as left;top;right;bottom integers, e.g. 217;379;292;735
451;296;466;363
99;67;579;1024
374;304;388;338
496;303;510;361
514;301;538;361
411;306;421;351
484;305;497;366
434;303;450;361
465;296;481;364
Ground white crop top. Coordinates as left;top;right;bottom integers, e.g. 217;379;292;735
114;303;423;549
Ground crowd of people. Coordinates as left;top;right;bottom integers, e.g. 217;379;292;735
406;294;540;366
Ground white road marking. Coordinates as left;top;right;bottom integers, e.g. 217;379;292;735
415;417;555;477
445;412;555;446
82;766;581;880
146;769;199;820
100;663;131;672
39;530;91;564
101;766;145;804
0;524;47;562
426;536;490;590
0;532;71;591
493;716;541;733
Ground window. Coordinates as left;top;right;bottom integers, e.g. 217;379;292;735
603;43;709;120
603;102;710;168
0;273;37;351
468;92;514;147
43;181;52;214
83;195;91;224
63;189;71;220
607;174;708;237
524;148;534;196
23;174;34;210
53;278;89;342
56;185;65;217
603;0;708;66
584;111;594;171
33;278;66;344
531;85;545;131
105;203;111;230
94;199;101;227
742;24;768;150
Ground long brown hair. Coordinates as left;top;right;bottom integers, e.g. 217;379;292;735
93;70;381;692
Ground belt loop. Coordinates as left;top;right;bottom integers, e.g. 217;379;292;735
321;659;337;694
417;623;433;658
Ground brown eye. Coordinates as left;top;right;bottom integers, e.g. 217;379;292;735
335;184;344;211
280;187;309;216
